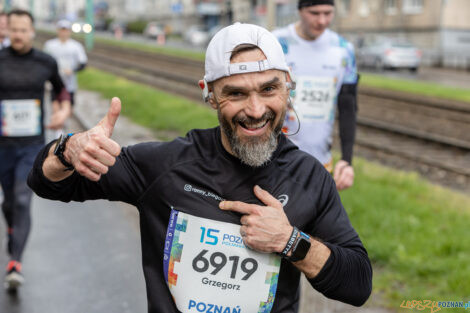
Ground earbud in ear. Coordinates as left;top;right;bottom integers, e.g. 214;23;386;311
287;97;293;108
198;80;205;90
286;82;292;90
199;79;211;102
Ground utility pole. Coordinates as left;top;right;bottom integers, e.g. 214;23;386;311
85;0;94;51
50;0;56;21
29;0;34;16
4;0;11;12
266;0;276;31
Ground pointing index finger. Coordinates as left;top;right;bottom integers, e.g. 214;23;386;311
253;185;283;209
219;200;255;215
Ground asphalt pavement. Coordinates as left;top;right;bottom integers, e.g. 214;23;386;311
0;197;147;313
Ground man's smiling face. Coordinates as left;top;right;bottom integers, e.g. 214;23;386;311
210;47;290;167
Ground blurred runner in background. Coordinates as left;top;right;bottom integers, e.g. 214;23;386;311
0;11;10;49
273;0;359;191
44;19;87;107
0;9;71;292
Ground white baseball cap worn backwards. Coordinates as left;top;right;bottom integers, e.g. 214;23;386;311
56;19;71;29
204;22;290;83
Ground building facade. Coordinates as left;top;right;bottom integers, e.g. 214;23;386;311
4;0;468;68
107;0;233;34
333;0;470;68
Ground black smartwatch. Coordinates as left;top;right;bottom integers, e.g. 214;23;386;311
287;231;311;263
54;133;74;171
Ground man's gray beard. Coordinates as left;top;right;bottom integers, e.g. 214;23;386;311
230;129;278;167
219;110;284;167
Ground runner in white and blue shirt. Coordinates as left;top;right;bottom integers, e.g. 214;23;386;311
273;0;358;190
44;19;87;106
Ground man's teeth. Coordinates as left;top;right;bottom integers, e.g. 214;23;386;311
242;121;268;129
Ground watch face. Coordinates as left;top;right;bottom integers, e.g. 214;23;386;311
293;237;311;261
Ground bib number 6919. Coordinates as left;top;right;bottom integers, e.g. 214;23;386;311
192;249;258;281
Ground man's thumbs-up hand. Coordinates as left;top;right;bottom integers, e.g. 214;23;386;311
97;96;121;138
64;97;122;181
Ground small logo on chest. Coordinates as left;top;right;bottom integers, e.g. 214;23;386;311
277;194;289;206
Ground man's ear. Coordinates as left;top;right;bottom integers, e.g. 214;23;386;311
208;92;216;109
199;79;217;109
285;70;296;91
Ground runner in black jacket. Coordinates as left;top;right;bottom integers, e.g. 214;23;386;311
28;23;371;313
1;9;70;291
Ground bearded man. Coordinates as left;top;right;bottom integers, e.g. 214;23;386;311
28;23;371;312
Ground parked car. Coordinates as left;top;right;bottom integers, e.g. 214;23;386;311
208;25;223;39
184;25;210;46
184;25;225;47
357;40;422;71
109;21;128;36
94;19;107;31
143;22;165;39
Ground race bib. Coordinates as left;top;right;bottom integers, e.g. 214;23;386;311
294;76;336;122
164;209;281;313
0;99;41;137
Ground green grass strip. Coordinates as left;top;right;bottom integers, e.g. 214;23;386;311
361;73;470;103
339;156;470;309
77;68;217;138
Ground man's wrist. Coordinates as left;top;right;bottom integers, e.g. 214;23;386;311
278;226;297;257
48;143;65;168
277;227;312;262
340;159;352;167
53;133;74;171
286;231;311;263
337;160;352;170
43;141;75;182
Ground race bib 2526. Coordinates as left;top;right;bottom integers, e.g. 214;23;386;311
294;76;337;122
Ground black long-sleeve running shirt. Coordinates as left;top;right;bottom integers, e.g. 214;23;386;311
28;127;372;313
337;81;358;165
0;47;66;145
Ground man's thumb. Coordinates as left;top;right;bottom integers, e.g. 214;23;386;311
100;97;121;137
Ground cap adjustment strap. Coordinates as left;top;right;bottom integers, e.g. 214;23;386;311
228;60;271;76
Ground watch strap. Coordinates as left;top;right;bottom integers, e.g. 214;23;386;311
278;227;299;258
54;133;74;171
287;231;311;263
